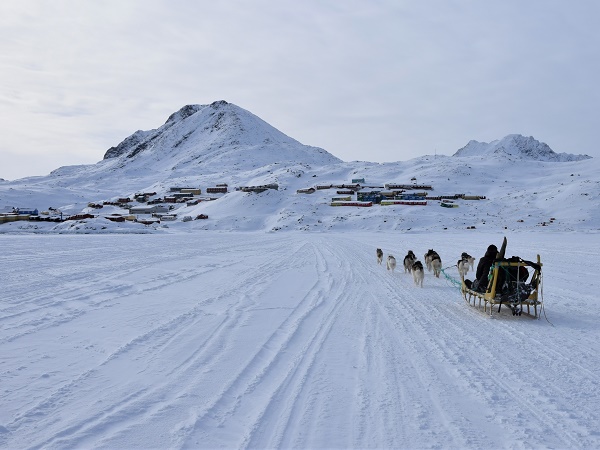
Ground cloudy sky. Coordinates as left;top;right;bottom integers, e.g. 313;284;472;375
1;0;598;180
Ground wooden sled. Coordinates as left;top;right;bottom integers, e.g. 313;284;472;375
461;238;543;318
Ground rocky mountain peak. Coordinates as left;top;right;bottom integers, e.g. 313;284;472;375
101;101;341;169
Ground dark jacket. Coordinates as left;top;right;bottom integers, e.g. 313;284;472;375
474;245;498;291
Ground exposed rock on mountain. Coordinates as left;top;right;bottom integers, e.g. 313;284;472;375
104;130;154;160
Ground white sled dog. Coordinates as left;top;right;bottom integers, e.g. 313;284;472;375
457;259;470;279
457;252;475;279
412;261;424;287
403;250;416;273
387;255;397;272
376;248;383;265
424;249;440;272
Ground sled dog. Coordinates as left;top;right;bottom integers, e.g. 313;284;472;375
457;259;470;279
387;255;397;272
403;250;416;273
376;248;383;265
412;261;424;287
431;255;442;278
424;249;440;272
460;252;475;271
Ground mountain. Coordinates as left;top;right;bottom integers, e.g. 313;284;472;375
102;100;341;171
453;134;591;162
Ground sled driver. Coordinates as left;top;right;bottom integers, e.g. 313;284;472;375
465;244;497;292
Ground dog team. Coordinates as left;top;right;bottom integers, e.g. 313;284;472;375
376;248;476;288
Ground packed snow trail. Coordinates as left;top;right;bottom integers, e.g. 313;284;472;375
1;232;599;448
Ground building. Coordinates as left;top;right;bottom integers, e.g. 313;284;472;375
129;205;169;214
296;187;316;194
239;184;279;193
206;187;228;194
170;187;200;193
136;217;160;225
180;188;201;195
385;183;433;190
14;207;39;215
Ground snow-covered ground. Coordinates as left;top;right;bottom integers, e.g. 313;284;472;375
1;231;599;449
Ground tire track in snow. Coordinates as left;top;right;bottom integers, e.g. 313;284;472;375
438;282;600;447
0;236;264;324
49;237;314;449
467;315;600;447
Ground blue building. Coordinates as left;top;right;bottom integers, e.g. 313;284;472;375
15;207;39;215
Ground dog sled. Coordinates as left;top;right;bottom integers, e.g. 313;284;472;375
459;237;544;318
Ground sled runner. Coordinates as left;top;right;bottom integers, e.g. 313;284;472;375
459;237;543;318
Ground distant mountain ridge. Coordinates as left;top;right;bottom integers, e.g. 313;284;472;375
452;134;591;162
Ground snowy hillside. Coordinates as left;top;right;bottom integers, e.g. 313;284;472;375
453;134;591;162
1;153;599;234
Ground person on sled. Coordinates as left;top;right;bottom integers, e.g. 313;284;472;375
465;244;498;292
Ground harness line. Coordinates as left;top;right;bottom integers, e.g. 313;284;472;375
440;266;463;291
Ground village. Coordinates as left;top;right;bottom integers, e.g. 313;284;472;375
0;175;489;228
0;177;484;226
297;177;485;207
0;182;279;226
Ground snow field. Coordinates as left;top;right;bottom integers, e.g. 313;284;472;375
1;231;599;448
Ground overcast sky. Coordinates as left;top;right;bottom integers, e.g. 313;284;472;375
1;0;598;180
